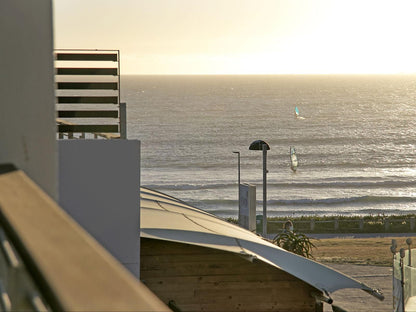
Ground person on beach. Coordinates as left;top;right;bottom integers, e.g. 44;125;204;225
283;220;294;233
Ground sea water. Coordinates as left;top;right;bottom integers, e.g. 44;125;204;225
122;75;416;218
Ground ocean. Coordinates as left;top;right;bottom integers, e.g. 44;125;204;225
121;75;416;219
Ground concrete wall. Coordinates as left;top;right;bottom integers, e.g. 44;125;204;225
0;0;57;200
59;140;141;277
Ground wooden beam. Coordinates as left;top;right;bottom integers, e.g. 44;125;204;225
57;82;118;90
57;96;118;104
56;68;118;75
56;53;117;61
57;110;119;118
58;125;119;133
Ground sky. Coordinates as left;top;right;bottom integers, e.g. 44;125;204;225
54;0;416;75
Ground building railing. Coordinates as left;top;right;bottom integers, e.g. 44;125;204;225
0;226;50;311
0;164;170;311
392;239;416;312
55;49;126;139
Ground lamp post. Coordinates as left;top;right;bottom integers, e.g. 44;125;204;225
232;151;241;215
406;238;412;266
400;248;406;311
249;140;270;236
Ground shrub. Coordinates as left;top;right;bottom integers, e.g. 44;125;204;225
272;231;316;258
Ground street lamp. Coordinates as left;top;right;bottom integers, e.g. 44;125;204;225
249;140;270;237
232;151;241;215
406;238;412;266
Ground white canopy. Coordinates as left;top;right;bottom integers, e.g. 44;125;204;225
140;187;383;301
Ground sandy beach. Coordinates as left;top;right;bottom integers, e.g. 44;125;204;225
310;233;408;311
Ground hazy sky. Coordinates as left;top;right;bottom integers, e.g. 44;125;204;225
54;0;416;75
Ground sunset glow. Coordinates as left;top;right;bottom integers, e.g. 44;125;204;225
54;0;416;75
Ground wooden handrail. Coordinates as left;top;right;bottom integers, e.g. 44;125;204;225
0;165;170;311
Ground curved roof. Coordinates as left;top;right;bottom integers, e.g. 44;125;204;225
140;187;383;301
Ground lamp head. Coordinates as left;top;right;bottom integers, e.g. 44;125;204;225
249;140;270;150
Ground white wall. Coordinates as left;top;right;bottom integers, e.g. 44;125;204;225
0;0;144;283
239;183;256;232
0;0;57;200
59;140;141;277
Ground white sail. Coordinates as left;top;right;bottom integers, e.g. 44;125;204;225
290;146;298;172
295;106;305;119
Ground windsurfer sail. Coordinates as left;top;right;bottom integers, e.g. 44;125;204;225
294;106;306;119
290;146;298;172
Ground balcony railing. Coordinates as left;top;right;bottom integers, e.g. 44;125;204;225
0;164;169;311
55;49;126;140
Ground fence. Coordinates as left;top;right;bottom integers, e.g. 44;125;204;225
55;49;126;139
266;217;416;234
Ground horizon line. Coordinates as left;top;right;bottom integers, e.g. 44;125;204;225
121;72;416;76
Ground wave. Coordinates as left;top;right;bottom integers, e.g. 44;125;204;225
186;195;416;208
204;206;416;218
145;179;416;191
268;180;416;189
144;183;231;191
144;160;416;171
294;162;416;170
267;195;416;206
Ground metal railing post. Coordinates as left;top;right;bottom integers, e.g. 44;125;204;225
359;218;364;230
119;102;127;139
310;219;315;231
262;144;267;236
406;238;412;267
400;248;405;311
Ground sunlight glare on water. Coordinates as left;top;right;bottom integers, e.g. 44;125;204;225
123;75;416;218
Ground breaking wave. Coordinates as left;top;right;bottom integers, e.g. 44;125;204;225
145;179;416;191
187;195;416;208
